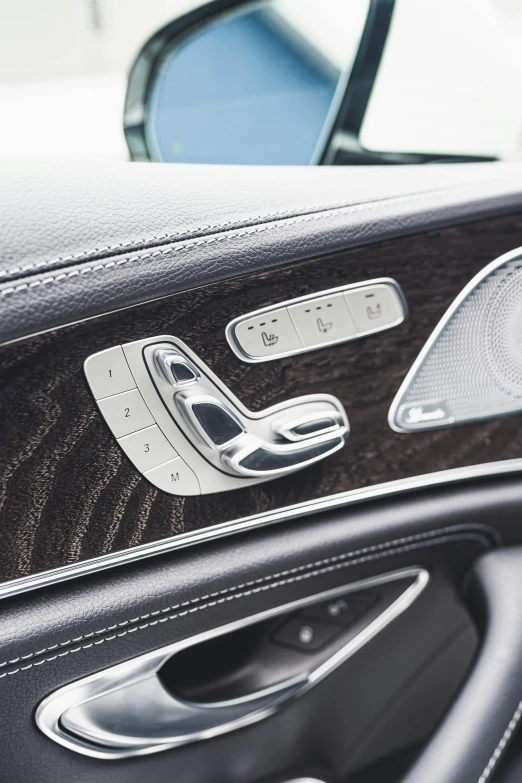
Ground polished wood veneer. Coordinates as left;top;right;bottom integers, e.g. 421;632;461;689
2;214;522;581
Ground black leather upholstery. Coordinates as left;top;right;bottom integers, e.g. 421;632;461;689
402;546;522;783
0;477;521;782
1;161;522;345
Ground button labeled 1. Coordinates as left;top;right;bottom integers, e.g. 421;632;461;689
288;292;356;348
84;346;136;400
345;284;405;334
233;307;302;358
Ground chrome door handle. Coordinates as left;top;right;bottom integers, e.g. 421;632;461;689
36;569;428;759
60;669;306;753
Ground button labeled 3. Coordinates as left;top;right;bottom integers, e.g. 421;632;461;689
118;425;178;473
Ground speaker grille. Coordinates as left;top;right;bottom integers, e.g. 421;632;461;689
389;249;522;431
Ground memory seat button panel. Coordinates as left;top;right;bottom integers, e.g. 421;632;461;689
84;345;200;496
226;279;407;362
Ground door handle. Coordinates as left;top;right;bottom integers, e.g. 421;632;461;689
36;568;427;759
60;669;307;753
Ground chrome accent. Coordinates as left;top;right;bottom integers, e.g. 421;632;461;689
130;337;350;490
222;430;346;477
226;278;407;363
389;246;522;433
272;409;345;442
154;348;200;386
175;392;245;450
283;780;327;783
36;568;428;759
0;458;519;601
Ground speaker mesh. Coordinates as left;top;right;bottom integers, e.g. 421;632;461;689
389;251;522;431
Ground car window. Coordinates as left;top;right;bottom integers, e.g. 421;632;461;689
2;0;522;164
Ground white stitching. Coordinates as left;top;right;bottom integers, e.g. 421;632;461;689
0;529;493;680
0;176;473;280
0;208;324;279
477;700;522;783
0;179;510;299
0;524;492;669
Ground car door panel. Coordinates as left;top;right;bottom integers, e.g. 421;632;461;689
1;162;522;346
0;482;505;782
1;195;522;580
2;160;522;782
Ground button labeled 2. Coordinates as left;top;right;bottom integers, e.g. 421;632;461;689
97;389;154;438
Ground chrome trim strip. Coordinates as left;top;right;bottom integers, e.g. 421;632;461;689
36;568;428;759
388;246;522;432
283;780;327;783
225;278;407;363
1;458;521;601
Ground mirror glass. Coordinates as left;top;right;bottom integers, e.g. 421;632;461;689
145;0;370;165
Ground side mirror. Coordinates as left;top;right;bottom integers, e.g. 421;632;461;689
124;0;519;166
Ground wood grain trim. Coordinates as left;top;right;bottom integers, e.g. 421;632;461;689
1;213;522;581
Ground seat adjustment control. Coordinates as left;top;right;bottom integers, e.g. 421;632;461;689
85;336;349;495
229;436;344;476
176;394;244;448
154;349;199;386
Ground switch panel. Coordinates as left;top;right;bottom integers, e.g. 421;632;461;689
85;336;349;496
226;279;406;362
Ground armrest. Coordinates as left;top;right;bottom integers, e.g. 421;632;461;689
402;546;522;783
